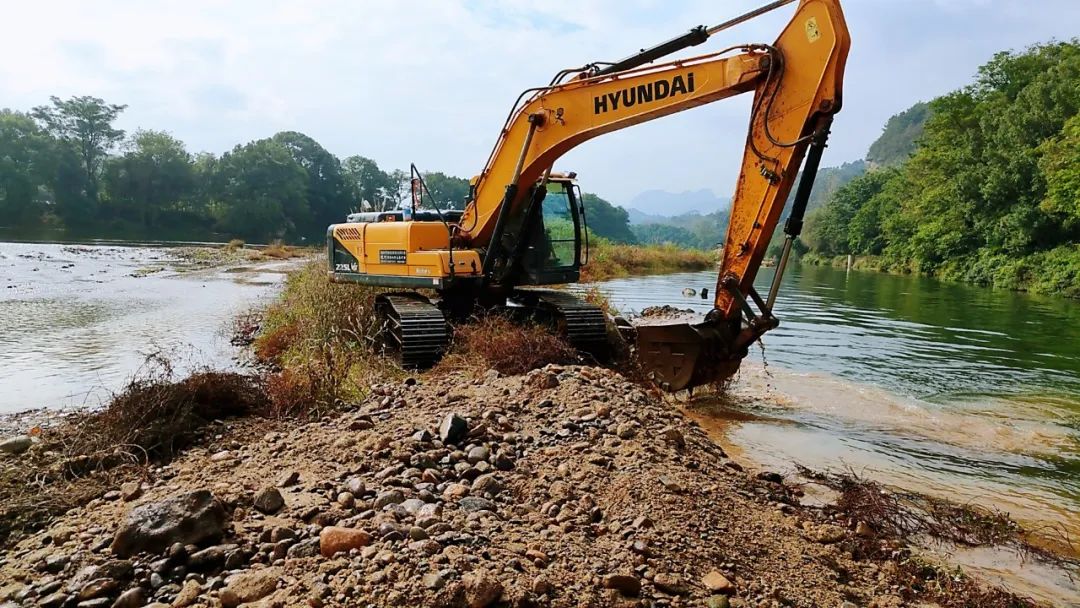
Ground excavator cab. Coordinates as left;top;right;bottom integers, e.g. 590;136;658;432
517;177;587;285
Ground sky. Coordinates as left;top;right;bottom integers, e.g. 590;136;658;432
2;0;1078;212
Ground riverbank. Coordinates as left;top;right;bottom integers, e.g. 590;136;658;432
580;240;715;282
800;247;1080;300
1;260;1075;607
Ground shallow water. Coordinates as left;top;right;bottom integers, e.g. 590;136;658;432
0;241;287;412
573;264;1080;603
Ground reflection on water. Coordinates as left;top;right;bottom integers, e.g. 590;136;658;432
574;264;1080;600
0;242;286;412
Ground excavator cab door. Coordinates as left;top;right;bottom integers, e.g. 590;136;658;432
519;181;583;285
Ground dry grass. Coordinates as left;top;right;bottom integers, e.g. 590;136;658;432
581;240;715;282
436;313;580;376
225;238;246;252
255;260;397;415
0;358;265;546
245;240;310;261
798;467;1077;608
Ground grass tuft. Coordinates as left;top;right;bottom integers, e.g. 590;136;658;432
436;313;579;376
581;239;715;282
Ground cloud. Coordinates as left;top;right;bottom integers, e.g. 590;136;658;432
1;0;1077;208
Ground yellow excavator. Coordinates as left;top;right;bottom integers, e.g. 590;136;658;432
328;0;850;391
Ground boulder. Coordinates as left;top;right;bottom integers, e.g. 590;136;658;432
111;490;227;558
0;435;32;455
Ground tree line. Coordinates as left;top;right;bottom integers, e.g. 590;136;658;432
802;40;1080;297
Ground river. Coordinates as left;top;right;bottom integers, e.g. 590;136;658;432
574;264;1080;604
0;241;288;413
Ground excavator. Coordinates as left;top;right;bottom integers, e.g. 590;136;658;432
327;0;850;391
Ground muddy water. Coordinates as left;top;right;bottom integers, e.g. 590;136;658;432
0;241;289;413
573;265;1080;604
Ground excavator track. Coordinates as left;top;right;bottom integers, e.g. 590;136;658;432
511;289;609;358
375;293;450;369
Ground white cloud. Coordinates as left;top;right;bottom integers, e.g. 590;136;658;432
2;0;1077;208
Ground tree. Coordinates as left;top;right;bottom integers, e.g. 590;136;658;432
272;131;355;234
103;130;194;228
31;96;126;209
866;103;930;167
631;223;700;248
421;171;471;210
581;193;636;244
342;155;395;211
0;110;56;225
211;139;309;240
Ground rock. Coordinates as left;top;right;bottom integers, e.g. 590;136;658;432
79;579;118;600
286;537;320;559
467;446;490;464
102;490;122;501
856;521;874;538
615;424;635;440
276;470;300;487
442;483;470;501
706;596;731;608
373;489;404;509
319;526;373;557
532;576;554;596
422;571;448;590
653;573;689;595
187;545;226;570
603;574;641;597
658;475;684;493
756;471;783;484
171;579;202;607
462;570;503;608
657;426;685;448
119;482;141;502
0;435;32;454
111;490;227;558
458;497;496;512
631;515;653;529
219;568;279;608
111;587;145;608
252;487;285;514
412;429;432;443
471;473;503;496
40;593;71;608
811;524;846;544
336;492;356;509
439;413;469;444
702;571;735;594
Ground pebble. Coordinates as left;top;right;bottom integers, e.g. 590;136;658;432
462;569;503;608
653;573;689;595
319;527;374;557
458;497;496;512
702;570;735;594
252;487;285;514
603;573;641;597
219;568;279;608
439;413;469;444
0;435;32;454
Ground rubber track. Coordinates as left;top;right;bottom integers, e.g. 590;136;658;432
378;294;450;369
515;289;609;356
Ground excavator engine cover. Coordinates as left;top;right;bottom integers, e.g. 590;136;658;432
634;317;746;391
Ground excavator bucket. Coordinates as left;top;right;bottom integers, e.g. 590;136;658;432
633;317;745;392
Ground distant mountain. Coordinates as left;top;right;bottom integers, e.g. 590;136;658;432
626;189;729;220
866;101;930;167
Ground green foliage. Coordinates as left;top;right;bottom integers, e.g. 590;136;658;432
211;139;309;240
631;223;699;247
0;110;56;226
803;40;1080;297
32;96;127;206
272;131;355;234
866;102;930;167
422;171;470;210
581;192;636;244
102;130;196;228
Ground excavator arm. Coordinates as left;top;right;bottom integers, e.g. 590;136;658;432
460;0;850;390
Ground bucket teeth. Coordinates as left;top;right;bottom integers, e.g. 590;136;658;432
633;318;744;391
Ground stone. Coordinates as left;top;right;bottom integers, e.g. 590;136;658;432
219;568;279;608
658;475;684;493
615;424;635;440
253;487;285;514
439;413;469;444
319;526;374;557
188;545;226;570
658;426;685;448
531;576;554;596
171;579;202;607
79;579;118;600
111;490;227;558
276;470;300;487
811;524;846;544
603;574;641;597
702;571;735;594
706;596;731;608
471;473;503;496
653;573;689;595
119;482;142;502
462;570;503;608
39;593;71;608
458;497;496;512
631;515;653;529
856;521;874;538
344;477;366;496
467;446;490;464
422;571;448;590
373;489;405;509
336;492;355;509
442;483;470;501
111;587;146;608
0;435;32;454
286;537;320;559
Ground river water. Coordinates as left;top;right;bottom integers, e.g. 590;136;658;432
574;265;1080;604
0;241;287;413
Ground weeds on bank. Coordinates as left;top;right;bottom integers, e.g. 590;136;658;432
798;466;1077;608
0;358;265;546
436;313;579;376
255;261;396;416
581;239;715;282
